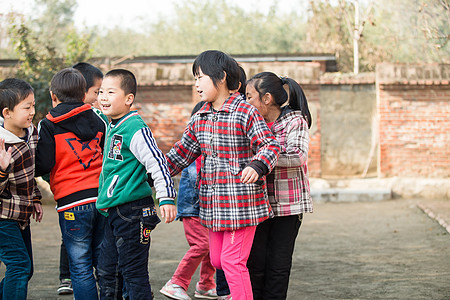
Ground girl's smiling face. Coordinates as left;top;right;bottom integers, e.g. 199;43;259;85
194;68;231;110
194;68;218;103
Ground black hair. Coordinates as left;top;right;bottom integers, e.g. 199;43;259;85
50;68;86;103
105;69;137;96
72;62;103;91
192;50;240;91
0;78;34;117
238;65;247;96
247;72;312;128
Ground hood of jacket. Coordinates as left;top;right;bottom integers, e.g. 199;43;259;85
46;102;99;141
0;118;35;144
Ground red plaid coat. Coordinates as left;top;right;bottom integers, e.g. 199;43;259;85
166;93;281;231
266;107;313;216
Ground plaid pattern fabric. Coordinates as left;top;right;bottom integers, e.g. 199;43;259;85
0;125;41;228
166;93;281;231
266;108;313;216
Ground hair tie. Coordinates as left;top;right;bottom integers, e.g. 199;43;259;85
280;76;287;85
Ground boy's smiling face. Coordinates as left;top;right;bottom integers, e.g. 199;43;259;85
3;93;35;137
98;76;133;120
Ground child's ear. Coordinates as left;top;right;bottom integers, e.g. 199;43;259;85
50;91;59;108
125;94;134;106
2;107;10;119
263;93;273;105
221;71;227;84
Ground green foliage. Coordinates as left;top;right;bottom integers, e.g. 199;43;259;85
1;0;448;78
92;0;307;57
7;0;92;120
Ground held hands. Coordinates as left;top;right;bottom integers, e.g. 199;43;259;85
160;204;176;223
0;138;12;171
240;166;259;184
32;202;44;222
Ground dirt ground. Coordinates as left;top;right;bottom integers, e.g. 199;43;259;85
1;198;449;299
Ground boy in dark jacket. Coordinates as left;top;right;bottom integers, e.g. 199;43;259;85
35;68;106;299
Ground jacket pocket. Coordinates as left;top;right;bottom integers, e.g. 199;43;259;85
273;177;301;205
228;159;242;176
107;175;119;198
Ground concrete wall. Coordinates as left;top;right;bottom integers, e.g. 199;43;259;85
320;84;377;177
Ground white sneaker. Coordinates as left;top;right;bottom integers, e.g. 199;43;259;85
194;282;217;299
160;280;192;300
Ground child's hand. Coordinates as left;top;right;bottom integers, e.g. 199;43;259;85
241;166;259;184
32;202;43;222
160;204;176;223
0;138;12;171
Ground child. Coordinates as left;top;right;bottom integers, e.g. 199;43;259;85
214;64;248;300
51;62;106;296
160;101;217;300
0;78;43;300
96;69;177;300
165;50;280;300
73;62;109;124
35;68;106;299
245;72;313;300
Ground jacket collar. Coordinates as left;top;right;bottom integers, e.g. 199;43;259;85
0;123;34;144
197;93;243;114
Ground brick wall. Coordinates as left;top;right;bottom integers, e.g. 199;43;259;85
377;63;450;178
2;60;448;178
127;61;324;177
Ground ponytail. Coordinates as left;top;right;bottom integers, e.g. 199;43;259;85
247;72;312;129
283;77;312;129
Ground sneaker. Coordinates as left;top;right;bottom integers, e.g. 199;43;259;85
217;296;232;300
57;278;73;295
194;282;217;299
160;280;191;300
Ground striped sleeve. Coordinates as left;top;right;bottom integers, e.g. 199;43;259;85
165;118;202;176
129;127;177;200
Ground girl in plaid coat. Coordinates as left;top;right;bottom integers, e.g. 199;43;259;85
165;51;280;300
246;72;313;300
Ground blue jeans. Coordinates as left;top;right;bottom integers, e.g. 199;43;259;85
0;220;31;300
98;197;160;300
59;202;106;300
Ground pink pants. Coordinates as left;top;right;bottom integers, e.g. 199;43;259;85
171;217;216;291
209;226;256;300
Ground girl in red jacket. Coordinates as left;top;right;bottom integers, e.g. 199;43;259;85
165;51;280;300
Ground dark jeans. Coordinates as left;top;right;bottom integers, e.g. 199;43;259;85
0;220;32;300
247;214;302;300
98;197;160;300
59;240;71;280
216;269;230;296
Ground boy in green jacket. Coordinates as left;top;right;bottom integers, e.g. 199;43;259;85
96;69;176;300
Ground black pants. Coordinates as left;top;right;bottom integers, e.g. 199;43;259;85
247;214;302;300
98;197;160;300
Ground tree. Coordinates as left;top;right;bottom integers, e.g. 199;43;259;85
342;0;374;74
7;0;92;119
91;0;307;57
